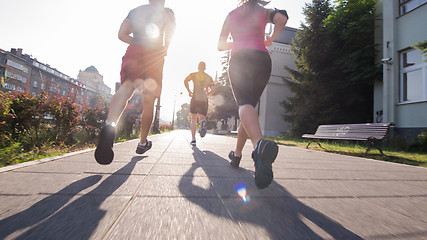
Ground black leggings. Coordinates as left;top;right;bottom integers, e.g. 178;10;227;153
228;49;272;107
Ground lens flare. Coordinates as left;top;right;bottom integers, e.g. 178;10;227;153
145;23;159;39
234;182;250;203
144;78;158;92
213;94;225;106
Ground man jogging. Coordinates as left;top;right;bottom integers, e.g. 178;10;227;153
184;61;215;146
95;0;175;164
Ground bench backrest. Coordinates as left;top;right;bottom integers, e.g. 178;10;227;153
314;123;392;140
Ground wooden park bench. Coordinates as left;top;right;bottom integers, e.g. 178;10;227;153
302;123;393;157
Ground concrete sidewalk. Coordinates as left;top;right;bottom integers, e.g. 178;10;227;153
1;130;427;239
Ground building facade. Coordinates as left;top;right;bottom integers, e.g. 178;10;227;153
258;26;297;136
0;48;99;106
77;66;111;98
374;0;427;140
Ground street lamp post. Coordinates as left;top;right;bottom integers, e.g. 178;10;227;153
171;92;182;129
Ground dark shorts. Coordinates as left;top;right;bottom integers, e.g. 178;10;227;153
190;98;208;116
228;49;272;107
120;44;165;84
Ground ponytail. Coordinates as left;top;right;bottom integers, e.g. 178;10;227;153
240;0;270;7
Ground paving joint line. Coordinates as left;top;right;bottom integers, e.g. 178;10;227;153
198;136;249;240
101;134;176;240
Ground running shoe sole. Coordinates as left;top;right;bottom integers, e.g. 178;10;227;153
199;120;207;138
253;140;278;189
94;125;115;165
199;127;207;138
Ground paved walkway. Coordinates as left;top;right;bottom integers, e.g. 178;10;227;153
1;130;427;240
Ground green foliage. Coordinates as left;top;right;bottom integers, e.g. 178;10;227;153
81;95;109;140
384;135;408;151
408;130;427;152
47;95;80;144
282;0;380;137
411;40;427;62
208;51;238;124
176;103;191;129
159;123;173;132
0;141;66;168
209;84;238;123
2;92;47;149
0;142;25;167
116;108;140;140
0;90;117;167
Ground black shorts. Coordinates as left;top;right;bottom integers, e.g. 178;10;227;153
228;49;272;107
190;98;208;116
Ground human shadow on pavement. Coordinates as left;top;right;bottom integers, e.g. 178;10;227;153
0;175;102;239
0;156;145;240
178;146;363;240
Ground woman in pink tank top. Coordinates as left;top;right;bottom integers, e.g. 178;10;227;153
218;0;287;189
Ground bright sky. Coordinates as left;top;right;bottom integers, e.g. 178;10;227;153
0;0;310;122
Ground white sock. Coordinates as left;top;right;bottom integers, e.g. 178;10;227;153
139;141;147;147
106;121;116;127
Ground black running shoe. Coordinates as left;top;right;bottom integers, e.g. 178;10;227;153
136;140;152;154
190;139;196;146
252;139;278;189
228;151;242;168
199;120;207;138
95;124;116;165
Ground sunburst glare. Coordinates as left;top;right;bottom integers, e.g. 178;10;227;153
144;78;158;92
213;94;225;106
145;23;159;39
234;182;250;203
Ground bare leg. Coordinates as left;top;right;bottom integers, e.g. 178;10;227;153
190;113;198;140
96;79;140;165
238;104;262;148
198;114;206;124
106;80;138;123
234;123;248;157
139;94;156;144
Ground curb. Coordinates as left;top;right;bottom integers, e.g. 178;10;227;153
0;140;135;173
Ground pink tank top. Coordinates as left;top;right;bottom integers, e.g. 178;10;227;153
229;5;268;55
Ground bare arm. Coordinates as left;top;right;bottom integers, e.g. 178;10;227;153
184;74;193;97
218;14;233;51
207;76;215;96
265;9;288;46
164;9;176;55
118;18;133;44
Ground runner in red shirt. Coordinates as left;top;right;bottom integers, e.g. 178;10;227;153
95;0;175;165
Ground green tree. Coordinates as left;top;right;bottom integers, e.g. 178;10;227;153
412;40;427;61
282;0;380;137
176;103;190;129
209;51;238;125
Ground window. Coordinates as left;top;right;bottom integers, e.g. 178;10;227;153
33;81;38;88
400;48;427;102
400;0;427;15
6;59;29;73
6;71;27;83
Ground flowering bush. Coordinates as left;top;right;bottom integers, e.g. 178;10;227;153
159;123;173;132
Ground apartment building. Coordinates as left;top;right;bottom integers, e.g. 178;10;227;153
0;48;104;106
374;0;427;140
259;26;297;136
